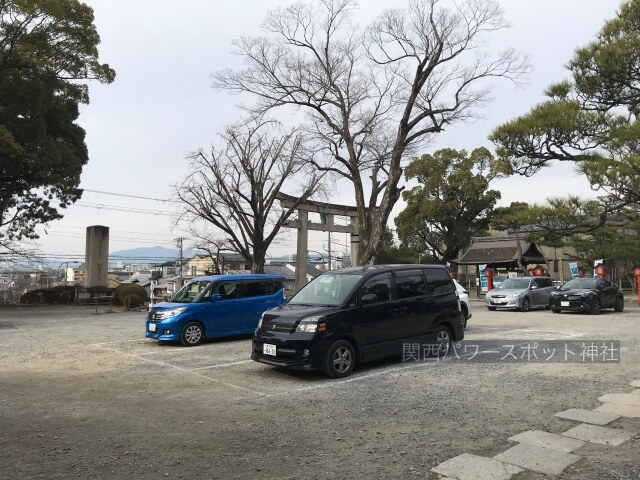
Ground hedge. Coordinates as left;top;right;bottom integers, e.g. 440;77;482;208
20;286;76;304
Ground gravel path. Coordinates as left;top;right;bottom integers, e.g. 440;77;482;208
1;303;638;479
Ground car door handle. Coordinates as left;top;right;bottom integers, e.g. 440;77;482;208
390;307;408;315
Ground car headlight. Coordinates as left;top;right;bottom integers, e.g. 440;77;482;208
507;293;520;299
296;316;326;333
258;312;265;329
151;307;187;320
581;292;591;297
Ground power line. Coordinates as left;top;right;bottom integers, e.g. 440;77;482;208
83;189;180;203
36;224;181;239
39;228;178;242
38;233;179;245
72;202;178;216
0;254;188;261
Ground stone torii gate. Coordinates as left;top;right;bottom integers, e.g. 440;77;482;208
277;192;360;292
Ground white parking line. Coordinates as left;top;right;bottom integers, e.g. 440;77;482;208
91;338;148;346
264;358;446;397
93;344;266;396
93;340;451;397
192;360;252;370
134;349;191;356
548;333;585;341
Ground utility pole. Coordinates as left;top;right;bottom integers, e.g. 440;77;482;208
176;237;184;287
327;230;332;271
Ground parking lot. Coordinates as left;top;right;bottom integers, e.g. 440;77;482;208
1;301;639;479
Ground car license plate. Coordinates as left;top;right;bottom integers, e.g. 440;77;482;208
149;323;157;332
494;299;506;304
561;301;570;307
263;343;276;356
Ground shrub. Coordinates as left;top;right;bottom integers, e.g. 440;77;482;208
113;284;148;306
20;286;76;304
123;294;144;309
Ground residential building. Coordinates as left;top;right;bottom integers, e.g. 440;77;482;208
186;253;250;276
150;260;186;279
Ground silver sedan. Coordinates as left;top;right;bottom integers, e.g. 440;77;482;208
485;276;554;312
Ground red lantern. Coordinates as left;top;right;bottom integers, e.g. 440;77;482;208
534;266;544;277
595;264;606;279
528;268;535;276
578;267;585;278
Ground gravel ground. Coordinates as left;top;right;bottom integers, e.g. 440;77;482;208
0;300;639;479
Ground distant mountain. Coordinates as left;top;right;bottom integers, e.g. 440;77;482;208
109;246;200;263
30;247;198;269
107;249;319;266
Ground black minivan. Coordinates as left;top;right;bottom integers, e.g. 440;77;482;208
252;264;464;378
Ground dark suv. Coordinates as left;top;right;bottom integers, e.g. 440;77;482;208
252;264;464;378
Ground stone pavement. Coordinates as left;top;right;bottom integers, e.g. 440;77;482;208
431;379;640;479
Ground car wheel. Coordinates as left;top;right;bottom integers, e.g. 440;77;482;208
487;306;497;311
613;296;624;312
181;321;204;346
520;297;530;312
590;298;601;315
324;340;356;378
551;308;561;313
434;324;452;357
461;305;469;329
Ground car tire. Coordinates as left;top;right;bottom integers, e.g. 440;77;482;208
324;340;356;378
590;298;601;315
433;324;452;357
181;321;204;346
461;305;469;329
520;297;530;312
613;296;624;312
487;306;497;311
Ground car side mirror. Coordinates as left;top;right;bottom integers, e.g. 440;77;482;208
210;293;222;302
361;293;377;305
531;285;538;290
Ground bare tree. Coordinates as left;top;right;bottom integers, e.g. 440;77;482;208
214;0;529;264
176;119;323;273
187;228;233;274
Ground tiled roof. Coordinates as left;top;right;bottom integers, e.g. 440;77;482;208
264;265;295;280
455;236;547;265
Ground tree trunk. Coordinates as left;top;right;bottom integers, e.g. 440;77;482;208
514;230;528;274
356;185;404;265
251;250;266;274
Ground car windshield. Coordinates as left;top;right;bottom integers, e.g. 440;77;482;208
169;280;211;303
289;273;363;306
496;278;530;290
561;278;597;290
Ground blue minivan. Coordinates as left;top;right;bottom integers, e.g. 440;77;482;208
146;274;285;346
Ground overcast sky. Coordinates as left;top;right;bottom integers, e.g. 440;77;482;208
25;0;623;263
